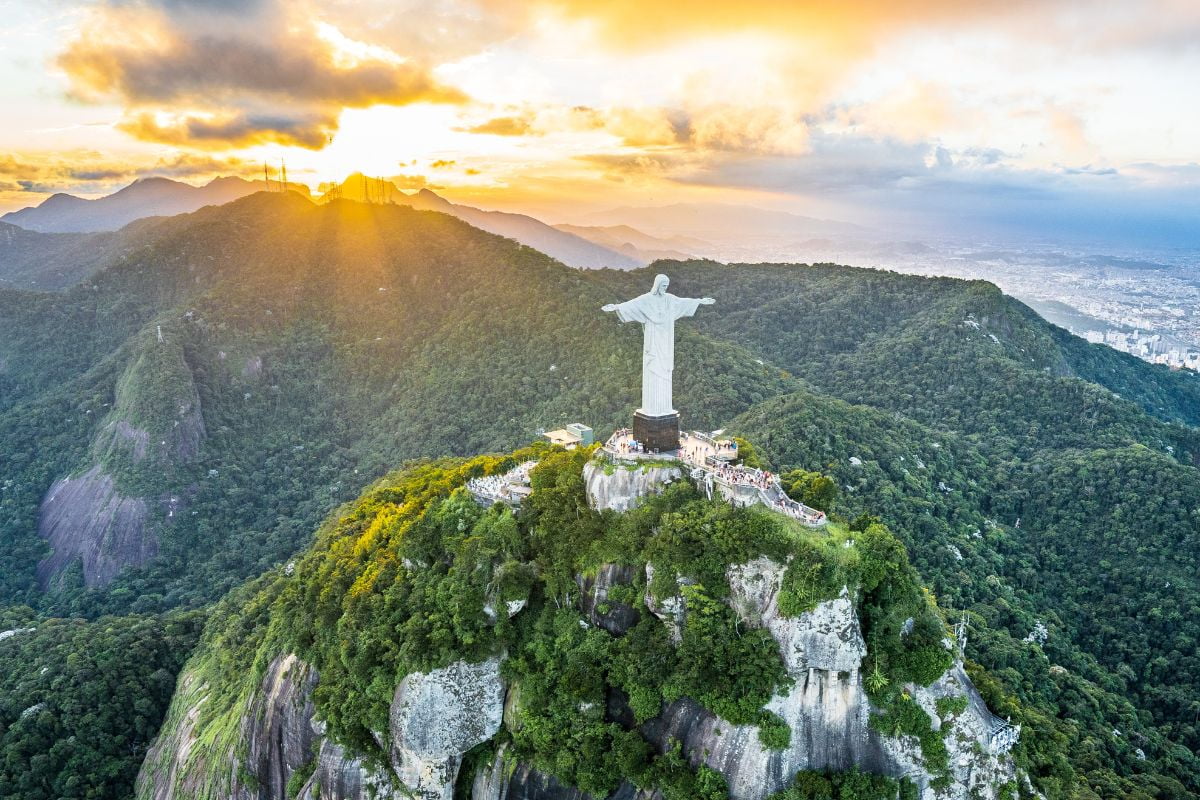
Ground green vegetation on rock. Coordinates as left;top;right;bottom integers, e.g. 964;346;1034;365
146;444;966;799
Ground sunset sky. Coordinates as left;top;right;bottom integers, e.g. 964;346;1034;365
2;0;1198;242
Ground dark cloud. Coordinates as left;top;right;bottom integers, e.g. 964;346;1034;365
57;0;466;150
68;168;133;180
61;34;459;107
118;110;338;149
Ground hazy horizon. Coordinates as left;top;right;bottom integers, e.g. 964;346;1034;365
2;1;1199;247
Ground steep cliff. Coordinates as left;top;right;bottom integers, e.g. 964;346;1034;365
138;650;504;800
36;328;204;588
36;465;154;588
583;460;683;512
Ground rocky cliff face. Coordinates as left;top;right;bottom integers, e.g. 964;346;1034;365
646;557;1018;800
472;557;1017;800
389;657;505;800
36;331;205;588
138;653;505;800
298;736;397;800
244;655;320;800
583;461;682;512
577;564;640;635
140;556;1017;800
139;653;318;800
36;465;153;588
140;556;1015;800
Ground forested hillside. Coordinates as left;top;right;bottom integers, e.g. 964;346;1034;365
732;391;1199;797
0;609;202;800
0;194;791;615
1;194;1199;798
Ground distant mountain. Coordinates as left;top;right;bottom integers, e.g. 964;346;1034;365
328;174;640;269
580;202;867;243
552;222;704;264
1;176;310;233
0;221;118;290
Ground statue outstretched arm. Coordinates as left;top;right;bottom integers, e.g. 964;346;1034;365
602;303;618;312
699;297;715;305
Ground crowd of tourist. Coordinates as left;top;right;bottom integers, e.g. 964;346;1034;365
610;430;650;455
467;474;510;502
601;430;826;526
467;461;537;505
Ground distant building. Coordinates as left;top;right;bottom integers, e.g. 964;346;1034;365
543;422;594;448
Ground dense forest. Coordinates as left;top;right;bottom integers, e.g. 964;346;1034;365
0;609;202;799
0;194;1198;797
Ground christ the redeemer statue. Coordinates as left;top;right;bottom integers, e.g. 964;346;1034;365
603;274;714;451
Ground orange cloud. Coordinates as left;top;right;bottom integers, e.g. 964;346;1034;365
118;111;339;150
463;116;536;136
0;149;259;211
503;0;1061;50
57;0;466;151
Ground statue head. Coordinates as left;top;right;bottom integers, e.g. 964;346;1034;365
652;274;670;295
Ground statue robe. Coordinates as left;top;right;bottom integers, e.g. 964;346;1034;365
611;290;704;416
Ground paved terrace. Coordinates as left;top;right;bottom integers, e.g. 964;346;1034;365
600;429;827;528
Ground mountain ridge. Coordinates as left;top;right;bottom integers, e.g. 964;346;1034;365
1;176;311;233
331;173;642;269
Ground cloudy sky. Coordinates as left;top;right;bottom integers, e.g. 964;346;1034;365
2;0;1198;243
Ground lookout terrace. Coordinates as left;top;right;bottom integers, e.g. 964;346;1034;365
599;428;828;528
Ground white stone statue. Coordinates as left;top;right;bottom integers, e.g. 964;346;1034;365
602;274;715;417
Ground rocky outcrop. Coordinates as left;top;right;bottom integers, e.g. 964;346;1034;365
140;652;505;800
37;332;207;588
139;654;318;800
633;557;1017;800
583;461;682;512
389;657;506;800
470;744;652;800
577;564;640;635
728;559;866;673
643;563;690;643
36;465;154;588
298;737;397;800
243;655;320;800
137;669;210;800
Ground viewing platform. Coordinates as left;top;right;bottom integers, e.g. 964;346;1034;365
598;429;827;528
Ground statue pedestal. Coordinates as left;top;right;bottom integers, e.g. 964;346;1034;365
633;411;680;453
